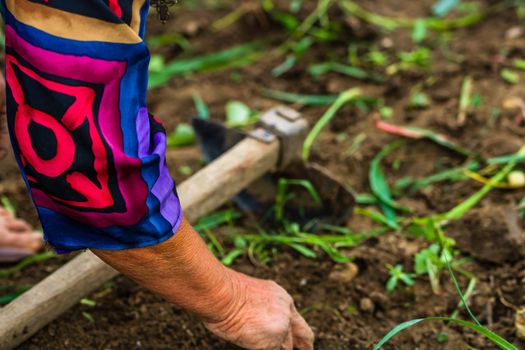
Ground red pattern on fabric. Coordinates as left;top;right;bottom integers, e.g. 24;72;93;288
6;54;115;210
108;0;123;18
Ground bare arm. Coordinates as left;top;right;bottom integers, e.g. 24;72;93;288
92;217;314;350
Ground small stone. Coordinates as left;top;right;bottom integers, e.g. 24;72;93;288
381;37;394;49
360;298;375;313
328;262;359;284
508;171;525;188
506;26;524;40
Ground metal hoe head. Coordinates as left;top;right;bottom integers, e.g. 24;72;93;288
192;107;355;225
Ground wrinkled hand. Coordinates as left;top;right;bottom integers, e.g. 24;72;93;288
205;271;314;350
0;71;7;160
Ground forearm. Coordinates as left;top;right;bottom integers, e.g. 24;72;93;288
92;217;238;323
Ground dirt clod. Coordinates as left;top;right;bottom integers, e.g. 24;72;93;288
448;206;525;264
328;262;359;284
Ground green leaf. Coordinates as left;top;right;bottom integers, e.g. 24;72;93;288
409;92;430;109
147;33;190;49
148;55;166;73
369;140;410;227
354;207;398;230
178;165;193;176
272;55;297;77
399;272;415;286
226;100;254;128
386;276;398;293
262;89;338;106
513;59;525;70
501;68;520;84
82;311;95;323
148;42;264;89
289;243;318;258
275;178;322;221
309;62;383;82
270;10;301;31
80;298;97;307
192;93;210;120
166;123;196;148
221;249;244;266
412;19;427;43
194;209;242;232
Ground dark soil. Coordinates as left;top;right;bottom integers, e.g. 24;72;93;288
2;0;525;349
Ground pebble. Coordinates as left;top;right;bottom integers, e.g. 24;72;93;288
506;26;524;40
508;171;525;188
359;298;375;313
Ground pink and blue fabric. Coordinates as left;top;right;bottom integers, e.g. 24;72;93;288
1;0;183;251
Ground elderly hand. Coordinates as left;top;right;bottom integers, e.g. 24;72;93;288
93;218;315;350
205;271;315;350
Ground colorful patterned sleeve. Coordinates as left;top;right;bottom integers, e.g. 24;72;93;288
2;0;184;251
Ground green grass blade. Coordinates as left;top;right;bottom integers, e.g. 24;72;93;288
302;88;361;161
289;243;318;258
374;317;518;350
339;0;491;31
309;62;384;82
148;41;264;89
396;162;480;193
440;145;525;221
262;89;338;106
221;248;244;266
192;92;210;120
488;153;525;165
374;318;425;349
441;243;481;325
0;195;16;216
194;209;242;232
0;251;56;278
369;140;410;227
375;120;474;157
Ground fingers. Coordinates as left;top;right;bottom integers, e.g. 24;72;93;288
6;217;33;232
290;306;314;350
0;230;43;252
280;328;293;350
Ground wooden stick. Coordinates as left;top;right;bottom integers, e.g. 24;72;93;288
0;137;279;350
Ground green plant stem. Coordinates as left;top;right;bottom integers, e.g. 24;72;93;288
0;251;56;278
302;88;361;161
339;0;505;31
439;145;525;222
